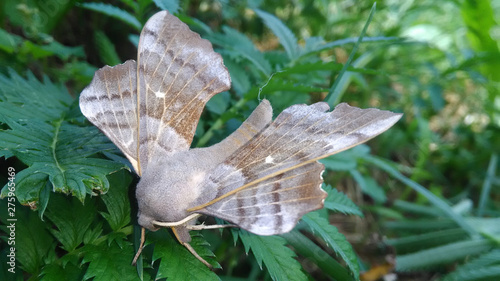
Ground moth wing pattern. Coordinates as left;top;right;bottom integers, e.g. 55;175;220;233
80;11;231;175
206;100;273;164
191;102;403;235
136;11;231;171
79;60;140;173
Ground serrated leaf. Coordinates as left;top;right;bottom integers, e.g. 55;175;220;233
79;2;141;31
302;212;360;278
149;231;219;280
444;266;500;281
238;230;307;281
209;26;271;75
0;201;53;275
82;242;139;281
0;70;72;121
282;231;355;281
100;170;132;231
443;249;500;281
40;262;83;281
254;9;299;60
323;185;363;217
0;70;127;204
153;0;180;13
350;170;387;203
94;30;121;66
45;195;96;252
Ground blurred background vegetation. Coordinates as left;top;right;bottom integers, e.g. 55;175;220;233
0;0;499;280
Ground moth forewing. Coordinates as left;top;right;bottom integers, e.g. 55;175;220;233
135;11;231;172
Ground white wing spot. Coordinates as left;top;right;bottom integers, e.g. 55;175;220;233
265;155;274;164
154;91;165;98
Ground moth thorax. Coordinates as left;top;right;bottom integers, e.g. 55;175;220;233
135;165;207;229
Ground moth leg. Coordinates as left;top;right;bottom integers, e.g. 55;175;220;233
186;224;237;230
171;226;213;269
132;227;146;266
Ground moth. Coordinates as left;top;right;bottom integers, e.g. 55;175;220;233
79;11;402;267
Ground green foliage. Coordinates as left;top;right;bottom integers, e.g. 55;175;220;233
0;70;127;206
303;212;360;277
323;185;364;217
1;0;499;280
150;233;219;280
79;2;142;31
254;9;299;60
237;230;307;281
82;242;138;281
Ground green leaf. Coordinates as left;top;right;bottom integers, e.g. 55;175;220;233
259;78;327;95
304;36;399;56
0;70;72;121
94;30;121;66
461;0;500;81
209;26;272;75
478;154;498;216
79;2;141;31
0;201;53;275
0;70;127;204
444;266;500;281
325;3;376;105
363;155;479;236
153;0;180;14
37;41;85;61
222;57;251;96
385;228;469;254
302;212;360;278
100;170;132;231
254;9;299;60
321;145;371;172
282;231;354;281
238;230;307;281
40;262;83;281
0;28;23;53
443;249;500;281
82;241;139;281
45;195;97;252
396;238;494;271
149;231;219;280
323;185;363;217
206;91;230;115
350;170;387;203
275;61;381;76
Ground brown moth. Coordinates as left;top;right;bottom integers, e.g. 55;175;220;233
79;10;402;268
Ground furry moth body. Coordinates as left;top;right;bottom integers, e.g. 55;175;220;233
79;10;402;267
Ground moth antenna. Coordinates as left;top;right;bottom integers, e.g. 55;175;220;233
131;227;146;266
186;224;237;230
152;213;201;227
